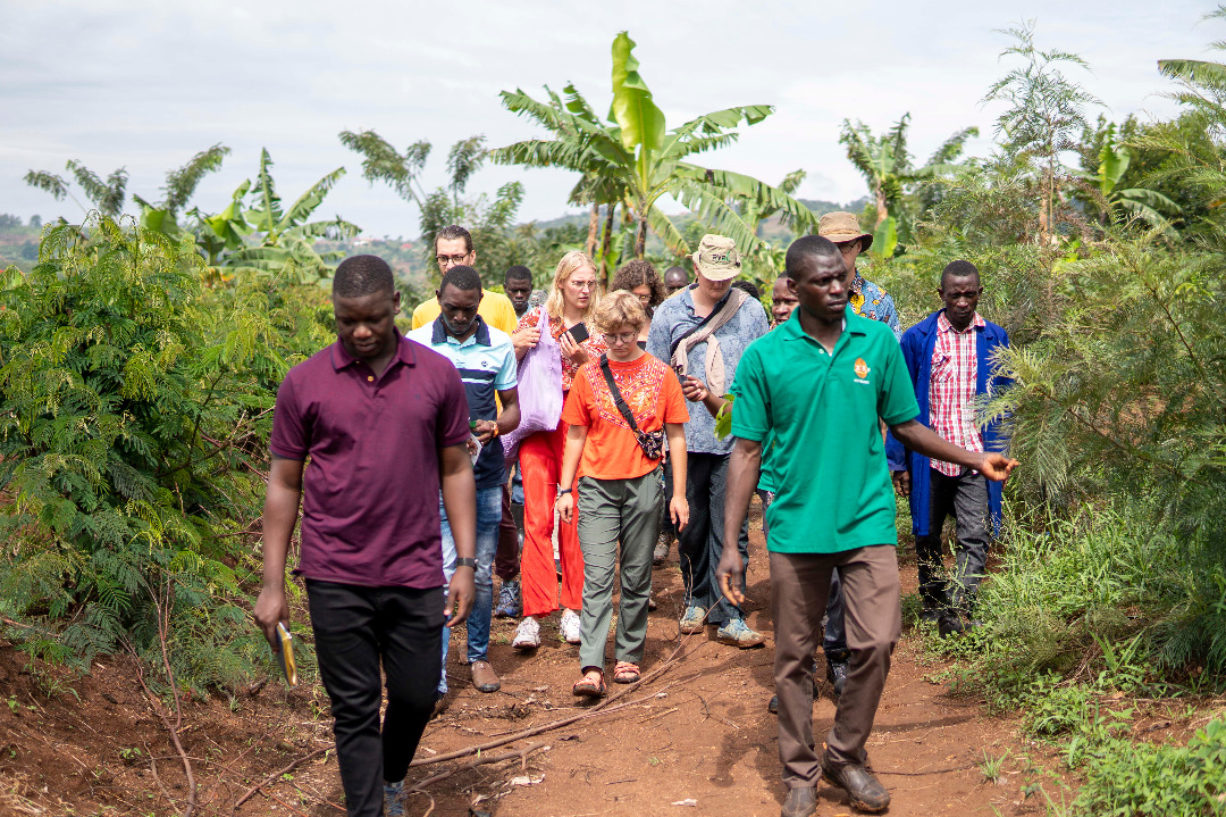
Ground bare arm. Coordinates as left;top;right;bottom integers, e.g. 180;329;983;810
665;423;689;531
555;424;589;524
715;438;762;607
889;419;1019;481
495;386;520;436
439;443;477;627
254;455;304;646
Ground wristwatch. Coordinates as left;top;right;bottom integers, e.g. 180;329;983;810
558;488;573;496
455;557;477;569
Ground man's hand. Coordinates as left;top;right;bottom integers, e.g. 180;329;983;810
473;419;498;443
892;469;911;497
978;452;1020;482
556;492;575;524
715;548;746;608
681;375;708;403
445;567;475;628
513;326;540;356
254;582;289;648
559;332;589;366
669;495;689;531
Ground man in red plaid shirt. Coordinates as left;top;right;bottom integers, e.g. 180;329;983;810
887;261;1012;636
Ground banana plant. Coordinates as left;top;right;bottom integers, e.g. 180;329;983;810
491;31;817;259
1085;124;1180;236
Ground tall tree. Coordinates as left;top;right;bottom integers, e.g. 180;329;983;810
25;145;229;227
340;131;524;277
490;31;817;261
983;22;1100;243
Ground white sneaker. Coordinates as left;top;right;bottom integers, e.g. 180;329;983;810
512;616;540;650
560;608;582;645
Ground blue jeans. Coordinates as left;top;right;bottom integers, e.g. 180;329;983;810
438;486;502;692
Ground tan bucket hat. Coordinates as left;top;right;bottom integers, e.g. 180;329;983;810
818;211;874;250
691;234;741;281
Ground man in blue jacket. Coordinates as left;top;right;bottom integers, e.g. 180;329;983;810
889;260;1011;636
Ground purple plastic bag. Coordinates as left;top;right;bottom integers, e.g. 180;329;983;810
501;306;563;461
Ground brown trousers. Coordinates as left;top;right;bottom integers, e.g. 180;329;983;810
770;545;901;786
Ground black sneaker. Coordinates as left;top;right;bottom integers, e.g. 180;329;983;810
938;614;967;638
826;660;848;699
821;754;890;813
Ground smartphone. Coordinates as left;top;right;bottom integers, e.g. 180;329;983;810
272;622;299;687
566;323;590;344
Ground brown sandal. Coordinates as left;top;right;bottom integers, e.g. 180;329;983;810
572;668;605;698
613;661;641;684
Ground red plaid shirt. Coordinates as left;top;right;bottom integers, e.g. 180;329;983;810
928;311;986;476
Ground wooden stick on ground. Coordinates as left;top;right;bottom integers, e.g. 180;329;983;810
233;746;330;808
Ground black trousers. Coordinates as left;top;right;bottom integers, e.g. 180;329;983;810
306;580;443;817
915;468;991;615
679;452;750;626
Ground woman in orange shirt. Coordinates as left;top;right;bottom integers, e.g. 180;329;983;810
510;251;607;651
556;292;690;696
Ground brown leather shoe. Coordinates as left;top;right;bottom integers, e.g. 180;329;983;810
470;660;501;693
821;754;890;813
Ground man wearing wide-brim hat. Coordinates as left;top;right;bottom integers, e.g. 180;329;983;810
646;234;771;648
817;212;901;340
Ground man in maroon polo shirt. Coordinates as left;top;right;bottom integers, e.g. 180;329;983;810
254;255;477;817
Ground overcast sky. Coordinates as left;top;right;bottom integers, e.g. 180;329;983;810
1;0;1217;238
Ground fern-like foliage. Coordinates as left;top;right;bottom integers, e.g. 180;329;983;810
0;215;332;691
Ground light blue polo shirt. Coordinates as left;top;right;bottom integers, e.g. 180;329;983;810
408;317;517;489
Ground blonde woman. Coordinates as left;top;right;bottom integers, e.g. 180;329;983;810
510;251;608;649
556;292;689;696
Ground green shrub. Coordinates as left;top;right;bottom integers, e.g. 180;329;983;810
0;216;329;691
1076;718;1226;817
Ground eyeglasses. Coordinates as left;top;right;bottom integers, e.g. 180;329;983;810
602;331;639;345
436;253;470;267
568;280;597;291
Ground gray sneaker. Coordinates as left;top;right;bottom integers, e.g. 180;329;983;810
653;531;672;565
679;605;707;634
716;617;766;648
383;780;405;817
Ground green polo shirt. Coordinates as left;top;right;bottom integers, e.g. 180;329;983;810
730;307;919;553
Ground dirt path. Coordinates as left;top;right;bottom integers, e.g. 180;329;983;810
0;516;1046;817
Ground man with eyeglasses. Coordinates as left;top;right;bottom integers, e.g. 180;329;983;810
410;225;519;335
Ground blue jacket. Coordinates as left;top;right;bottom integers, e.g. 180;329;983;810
885;310;1011;537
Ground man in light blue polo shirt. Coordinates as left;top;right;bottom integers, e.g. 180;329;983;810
409;265;520;696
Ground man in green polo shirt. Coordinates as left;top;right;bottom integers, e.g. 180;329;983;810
717;236;1017;817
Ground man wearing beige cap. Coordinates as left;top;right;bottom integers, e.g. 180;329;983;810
647;234;770;647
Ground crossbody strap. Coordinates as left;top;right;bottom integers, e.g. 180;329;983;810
599;355;641;433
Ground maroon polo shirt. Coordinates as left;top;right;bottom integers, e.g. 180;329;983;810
270;333;470;589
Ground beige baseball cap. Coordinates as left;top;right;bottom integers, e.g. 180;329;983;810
691;234;741;281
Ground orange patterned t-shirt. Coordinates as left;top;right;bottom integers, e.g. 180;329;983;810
561;353;690;481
